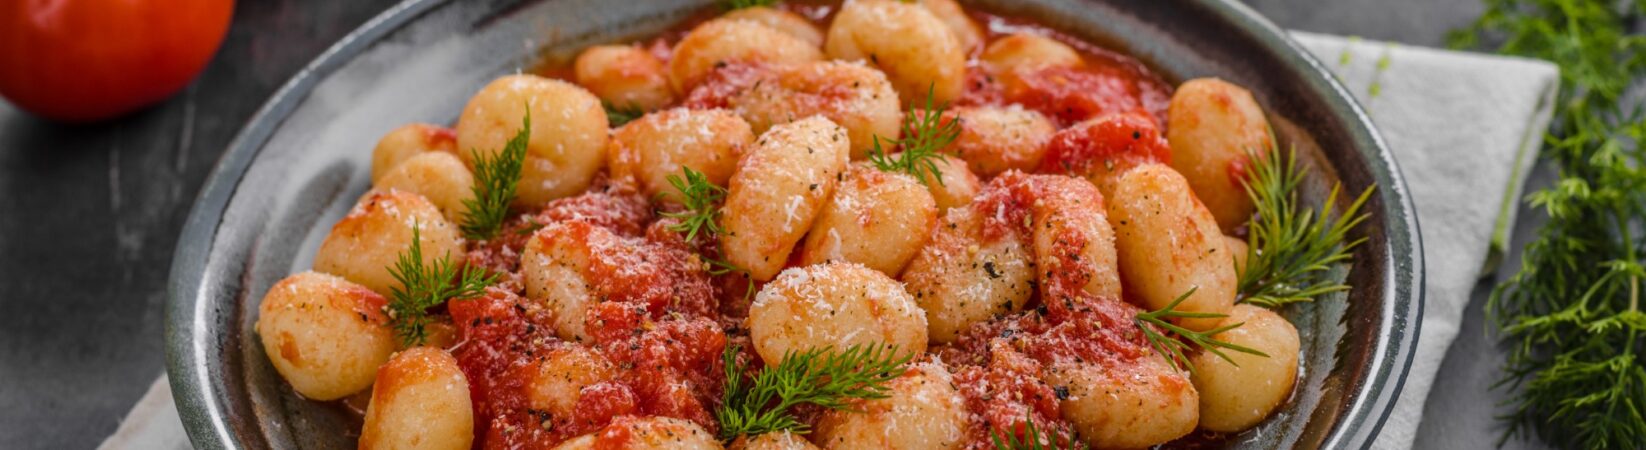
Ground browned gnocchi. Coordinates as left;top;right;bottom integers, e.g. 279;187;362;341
1107;164;1238;331
748;262;929;363
255;271;397;401
668;18;823;93
455;74;609;206
573;44;676;112
720;116;850;281
313;190;464;297
1168;78;1274;232
824;0;966;106
359;347;474;450
607;107;753;203
800;164;937;275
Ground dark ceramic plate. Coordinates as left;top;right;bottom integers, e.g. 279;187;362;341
165;0;1423;448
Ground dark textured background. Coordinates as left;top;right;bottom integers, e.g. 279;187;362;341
0;0;1540;448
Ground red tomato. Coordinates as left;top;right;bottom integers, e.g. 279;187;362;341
0;0;234;122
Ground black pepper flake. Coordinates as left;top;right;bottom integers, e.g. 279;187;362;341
984;261;1001;279
1055;386;1071;400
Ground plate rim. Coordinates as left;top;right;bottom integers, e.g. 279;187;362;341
163;0;1425;448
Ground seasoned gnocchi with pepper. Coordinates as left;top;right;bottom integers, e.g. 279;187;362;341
252;1;1373;449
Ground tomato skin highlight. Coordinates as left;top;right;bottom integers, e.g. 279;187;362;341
0;0;234;122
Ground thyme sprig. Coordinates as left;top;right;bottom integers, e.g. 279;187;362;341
716;343;913;440
1236;141;1374;308
386;224;497;347
1451;0;1646;447
460;111;530;241
1135;288;1268;373
868;85;961;186
990;416;1084;450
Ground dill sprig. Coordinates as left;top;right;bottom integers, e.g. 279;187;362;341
991;416;1084;450
715;343;913;440
460;111;531;241
723;0;778;10
605;102;644;127
386;224;497;347
1451;0;1646;447
1236;140;1373;308
1135;288;1268;373
662;167;728;242
868;85;961;186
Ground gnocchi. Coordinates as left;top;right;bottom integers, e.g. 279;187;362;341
722;7;825;47
748;262;929;363
369;123;457;185
374;151;474;223
255;271;396;401
728;432;821;450
720;117;850;281
917;154;981;210
669;18;823;93
800;164;938;276
359;347;474;450
825;0;966;106
1167;78;1274;232
711;61;901;160
313;190;464;297
608;108;753;204
574;45;675;112
901;205;1035;343
1191;304;1301;432
941;105;1056;177
455;74;609;206
553;416;722;450
1044;355;1199;448
919;0;985;52
1106;164;1237;331
812;362;969;450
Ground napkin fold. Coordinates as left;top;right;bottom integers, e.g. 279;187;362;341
1286;32;1557;450
103;32;1558;449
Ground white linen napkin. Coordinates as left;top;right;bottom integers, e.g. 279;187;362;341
103;32;1557;449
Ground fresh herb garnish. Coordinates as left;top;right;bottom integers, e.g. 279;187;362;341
1135;288;1268;373
1451;0;1646;447
991;416;1084;450
723;0;779;10
460;111;531;241
868;85;962;186
662;167;729;242
716;343;913;440
604;102;644;127
1236;141;1373;309
386;223;497;347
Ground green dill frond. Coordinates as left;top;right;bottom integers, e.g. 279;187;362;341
1450;0;1646;447
990;416;1085;450
385;223;497;347
723;0;779;10
1135;287;1268;373
460;111;531;241
604;102;644;127
868;85;961;186
662;167;729;242
1236;139;1373;309
716;343;913;440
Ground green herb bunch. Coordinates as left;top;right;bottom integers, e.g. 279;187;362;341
460;112;531;241
1451;0;1646;447
1237;142;1373;308
386;224;497;347
990;416;1085;450
715;343;913;441
868;86;962;186
1135;288;1269;373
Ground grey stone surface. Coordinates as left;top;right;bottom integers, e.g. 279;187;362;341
0;0;1542;448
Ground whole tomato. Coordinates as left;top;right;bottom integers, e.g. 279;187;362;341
0;0;235;122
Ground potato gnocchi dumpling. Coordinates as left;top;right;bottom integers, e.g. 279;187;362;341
916;154;981;210
314;190;464;297
800;165;938;276
718;61;902;160
901;206;1035;343
722;7;825;47
608;108;753;203
370;123;459;184
1045;356;1199;449
812;362;968;450
1191;304;1301;432
520;221;605;343
455;74;609;206
359;347;474;450
748;262;929;363
374;151;474;223
669;18;823;93
1106;164;1237;331
942;105;1056;177
980;32;1084;75
919;0;985;52
1168;78;1274;232
720;117;851;281
255;271;397;401
728;432;821;450
523;345;615;419
825;0;966;106
574;44;675;112
553;416;723;450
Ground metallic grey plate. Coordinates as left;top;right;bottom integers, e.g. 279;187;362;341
165;0;1423;448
